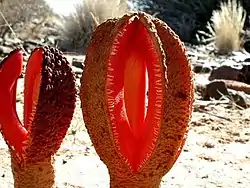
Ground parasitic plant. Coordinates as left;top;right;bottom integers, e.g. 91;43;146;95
80;12;193;187
0;47;76;188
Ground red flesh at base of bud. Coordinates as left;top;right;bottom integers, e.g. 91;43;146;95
24;48;43;131
0;49;28;155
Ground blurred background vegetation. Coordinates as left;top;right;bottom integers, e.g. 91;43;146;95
0;0;250;54
0;0;53;38
131;0;250;44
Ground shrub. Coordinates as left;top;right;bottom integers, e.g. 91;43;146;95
129;0;218;43
58;0;129;54
0;0;52;39
199;0;246;54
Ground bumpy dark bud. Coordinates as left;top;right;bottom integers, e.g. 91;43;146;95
0;46;77;188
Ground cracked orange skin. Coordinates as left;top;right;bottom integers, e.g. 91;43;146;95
80;12;194;187
0;47;76;188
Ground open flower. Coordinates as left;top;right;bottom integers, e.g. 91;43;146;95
0;47;76;188
80;12;193;187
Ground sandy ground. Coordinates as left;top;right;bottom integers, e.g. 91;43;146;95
0;75;250;188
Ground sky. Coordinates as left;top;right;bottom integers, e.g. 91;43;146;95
45;0;82;16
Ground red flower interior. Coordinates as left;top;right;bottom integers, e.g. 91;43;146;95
0;49;43;156
106;17;164;173
24;49;43;130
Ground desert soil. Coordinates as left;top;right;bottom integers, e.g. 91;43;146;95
0;58;250;188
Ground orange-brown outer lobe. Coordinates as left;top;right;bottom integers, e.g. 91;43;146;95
80;12;193;187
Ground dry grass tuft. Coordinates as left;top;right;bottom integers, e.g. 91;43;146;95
58;0;129;54
198;0;246;54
